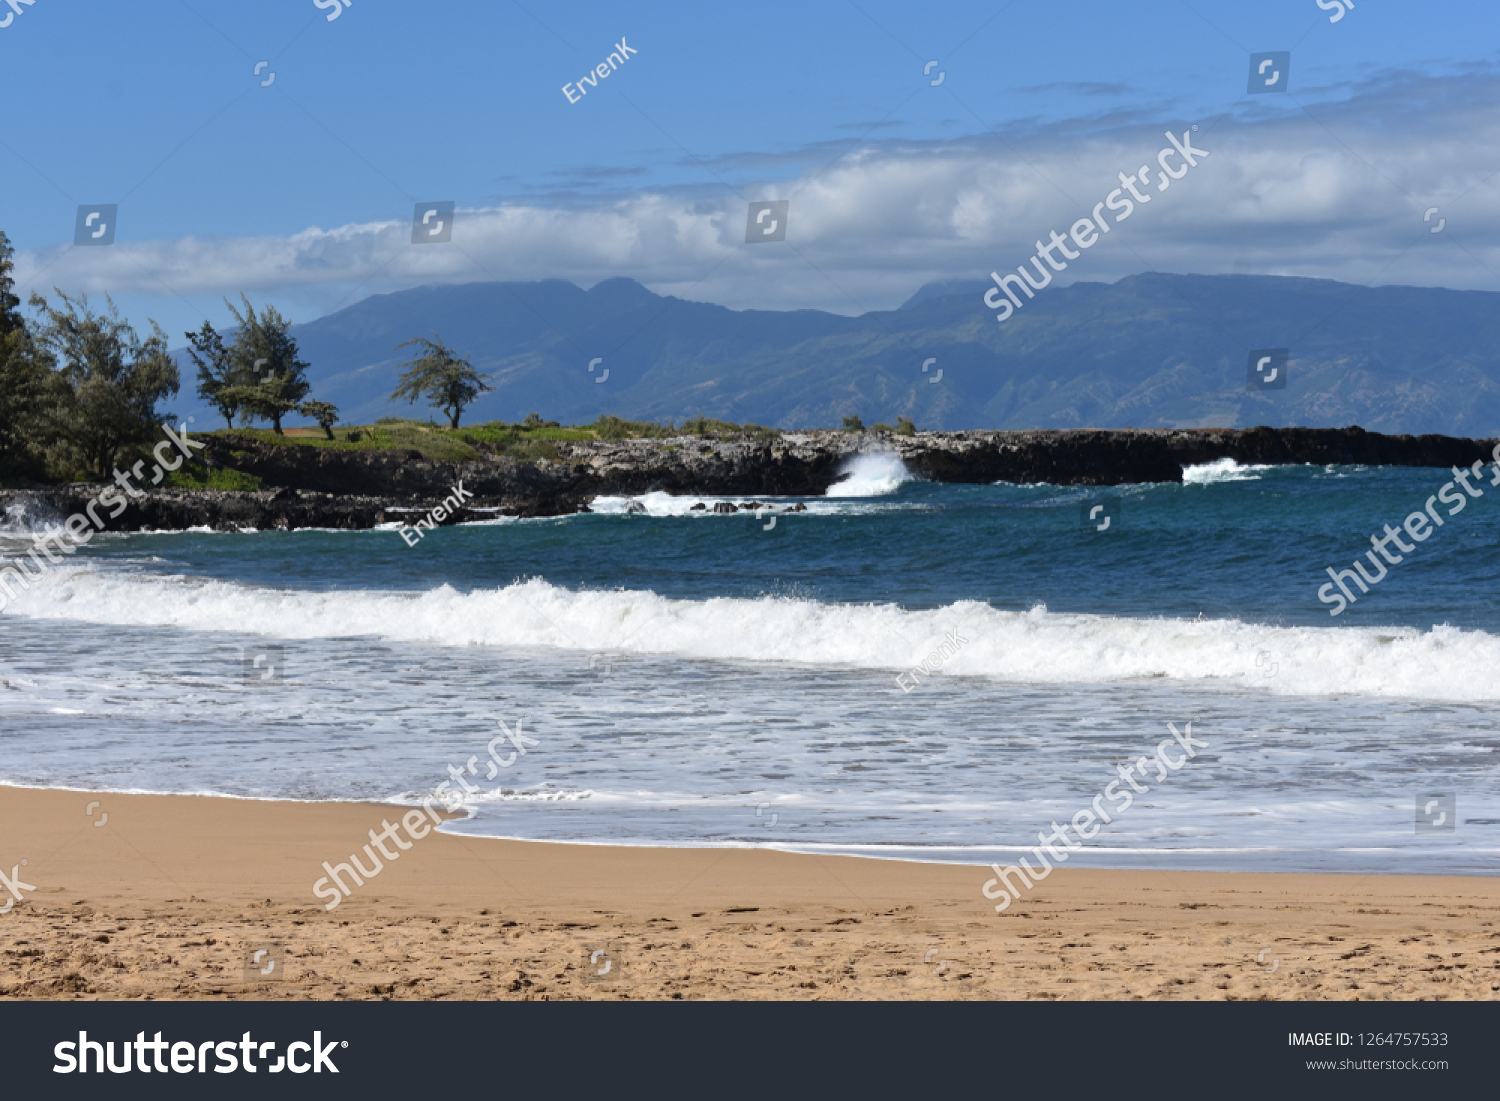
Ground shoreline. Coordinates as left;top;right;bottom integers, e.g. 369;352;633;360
5;425;1497;534
3;786;1496;1000
7;782;1488;879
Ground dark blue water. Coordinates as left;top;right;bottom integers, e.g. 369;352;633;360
59;460;1500;625
2;457;1498;878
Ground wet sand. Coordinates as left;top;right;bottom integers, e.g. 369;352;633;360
2;786;1496;1000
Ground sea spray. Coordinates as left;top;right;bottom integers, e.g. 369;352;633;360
827;451;915;497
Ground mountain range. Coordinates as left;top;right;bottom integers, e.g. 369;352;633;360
184;273;1500;435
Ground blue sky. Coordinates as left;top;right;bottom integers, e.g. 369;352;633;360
3;0;1498;345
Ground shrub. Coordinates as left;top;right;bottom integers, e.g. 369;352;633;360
166;463;263;491
509;438;558;462
682;415;741;437
592;414;632;440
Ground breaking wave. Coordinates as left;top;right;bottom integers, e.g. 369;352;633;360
5;564;1500;701
1182;458;1275;484
826;451;914;497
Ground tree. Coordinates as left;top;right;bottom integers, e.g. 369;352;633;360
224;296;311;434
390;334;492;428
895;416;916;436
0;333;49;477
28;289;179;479
0;231;48;475
0;230;21;339
842;414;865;431
184;320;245;430
299;400;340;440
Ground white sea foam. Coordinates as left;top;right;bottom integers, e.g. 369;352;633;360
7;564;1500;700
1;500;68;536
590;490;730;517
1182;458;1274;484
395;787;594;807
826;450;914;497
589;490;913;518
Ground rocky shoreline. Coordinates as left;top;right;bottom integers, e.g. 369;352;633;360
2;426;1495;533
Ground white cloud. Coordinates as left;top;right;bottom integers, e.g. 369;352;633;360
15;69;1500;319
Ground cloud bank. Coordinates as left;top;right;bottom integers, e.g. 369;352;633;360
15;69;1500;318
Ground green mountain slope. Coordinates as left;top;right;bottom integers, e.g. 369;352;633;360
253;273;1500;434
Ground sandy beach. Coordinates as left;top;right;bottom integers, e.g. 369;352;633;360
0;786;1494;1001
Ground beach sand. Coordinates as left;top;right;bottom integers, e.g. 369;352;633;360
1;786;1496;1000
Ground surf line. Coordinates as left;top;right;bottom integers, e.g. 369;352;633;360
0;422;205;614
981;128;1210;324
312;718;538;911
980;722;1209;913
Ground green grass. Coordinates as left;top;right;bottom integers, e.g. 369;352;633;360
458;422;597;444
214;424;484;463
681;416;748;439
165;463;263;491
587;414;677;440
212;420;597;463
207;415;786;466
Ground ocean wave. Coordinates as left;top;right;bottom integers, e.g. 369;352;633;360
588;489;921;518
826;451;914;497
1182;458;1274;484
6;565;1500;700
1;500;68;536
590;491;745;517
